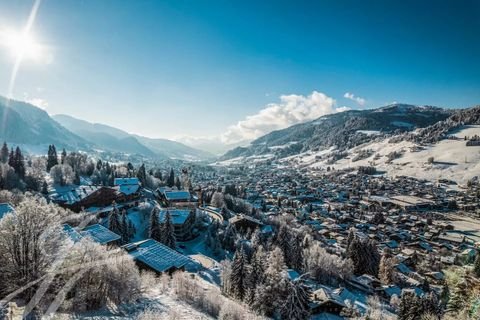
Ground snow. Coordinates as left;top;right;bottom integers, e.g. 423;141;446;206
283;125;480;184
357;130;381;136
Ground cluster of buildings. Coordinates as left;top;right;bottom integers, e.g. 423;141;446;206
208;162;480;316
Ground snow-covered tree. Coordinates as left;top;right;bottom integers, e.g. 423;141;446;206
229;246;249;301
0;196;69;298
280;277;311;320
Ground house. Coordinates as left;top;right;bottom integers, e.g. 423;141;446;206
81;224;121;245
310;286;346;315
50;185;121;212
123;239;198;273
0;203;15;220
228;214;263;232
62;223;121;245
158;189;197;207
114;177;142;200
159;209;196;241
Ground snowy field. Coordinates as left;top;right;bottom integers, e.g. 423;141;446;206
286;125;480;184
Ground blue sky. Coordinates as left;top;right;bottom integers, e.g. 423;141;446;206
0;0;479;147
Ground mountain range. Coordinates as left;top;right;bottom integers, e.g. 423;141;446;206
0;96;213;161
221;104;454;160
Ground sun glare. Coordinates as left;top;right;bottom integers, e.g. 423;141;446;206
1;29;42;61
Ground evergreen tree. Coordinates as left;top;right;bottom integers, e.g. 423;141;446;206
8;148;15;168
160;211;176;249
230;246;249;301
167;168;175;187
128;219;136;240
120;210;130;244
46;145;58;172
41;180;49;195
149;207;162;242
61;148;67;164
73;171;81;185
0;142;8;163
136;164;147;186
175;176;181;190
276;224;292;267
280;277;311;320
398;291;422;320
14;147;25;179
474;252;480;277
347;236;380;276
290;233;304;271
108;207;122;237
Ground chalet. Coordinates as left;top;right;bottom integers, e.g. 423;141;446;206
81;224;121;245
114;177;142;201
310;286;346;315
228;214;264;232
50;185;121;212
158;189;197;208
159;209;196;241
123;239;198;274
62;223;121;245
0;203;15;220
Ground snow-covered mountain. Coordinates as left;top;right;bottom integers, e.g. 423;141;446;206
53;114;214;161
221;104;453;160
0;97;90;150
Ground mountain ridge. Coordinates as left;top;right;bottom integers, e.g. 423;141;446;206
221;103;453;160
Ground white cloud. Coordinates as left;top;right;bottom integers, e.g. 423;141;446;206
344;92;366;106
27;98;48;110
23;93;48;110
221;90;347;144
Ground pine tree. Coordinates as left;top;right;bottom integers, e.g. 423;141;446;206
61;148;67;164
347;237;380;276
73;171;81;185
108;207;122;237
160;211;176;249
46;145;58;172
167;168;175;187
0;142;8;163
280;277;311;320
398;291;422;320
41;180;49;195
290;234;304;271
276;224;292;267
120;210;130;244
230;246;249;301
149;207;162;242
8;148;15;168
474;252;480;277
136;164;147;186
175;176;181;190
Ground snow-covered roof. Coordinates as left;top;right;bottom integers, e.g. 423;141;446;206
159;209;192;225
50;185;102;205
81;224;121;244
124;239;195;273
63;224;83;243
0;203;14;220
114;177;140;186
164;190;191;201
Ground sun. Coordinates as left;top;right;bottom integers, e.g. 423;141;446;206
1;29;42;61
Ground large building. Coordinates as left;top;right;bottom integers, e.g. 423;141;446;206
123;239;198;274
159;208;196;241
